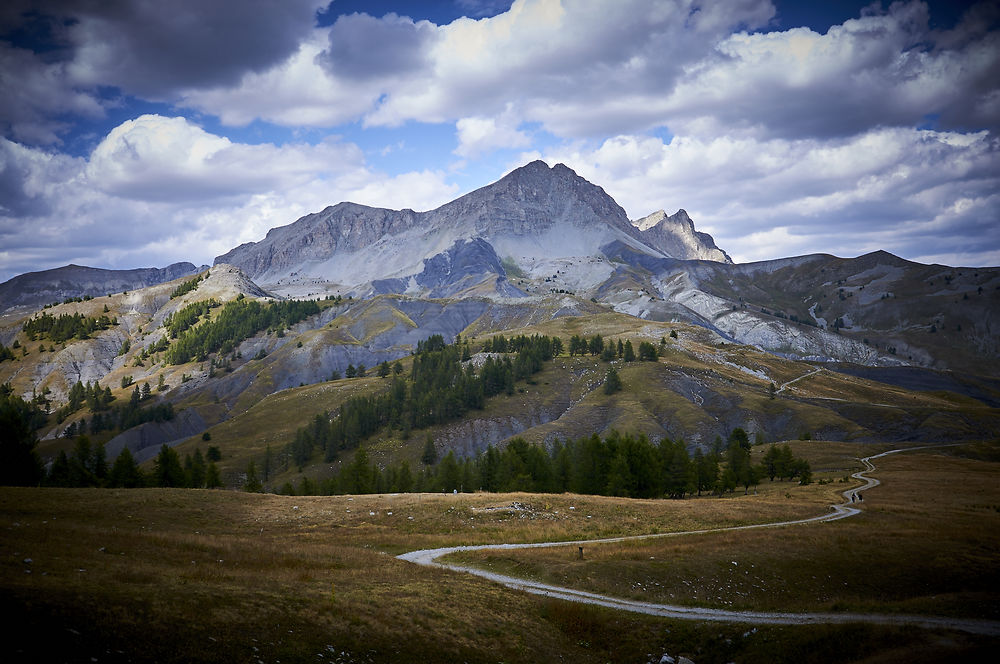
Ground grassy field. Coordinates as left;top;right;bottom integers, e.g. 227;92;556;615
2;442;998;662
448;445;1000;617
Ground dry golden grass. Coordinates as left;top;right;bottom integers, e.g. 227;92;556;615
449;445;1000;620
3;442;998;662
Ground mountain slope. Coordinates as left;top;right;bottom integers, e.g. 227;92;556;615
0;262;204;316
668;250;1000;375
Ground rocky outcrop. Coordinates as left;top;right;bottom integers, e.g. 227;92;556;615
104;408;208;464
634;209;732;263
372;238;526;298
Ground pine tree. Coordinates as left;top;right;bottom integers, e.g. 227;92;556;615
188;448;207;488
396;460;414;492
763;444;779;480
243;460;263;492
421;435;437;465
0;387;44;486
437;451;461;492
345;447;373;494
69;435;96;486
603;367;622;394
153;444;186;487
205;462;223;488
108;448;145;488
693;448;718;496
47;450;72;486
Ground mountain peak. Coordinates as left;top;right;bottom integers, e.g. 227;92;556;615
635;210;667;231
632;209;731;263
497;160;587;189
211;160;735;294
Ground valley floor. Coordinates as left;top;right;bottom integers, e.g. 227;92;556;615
418;445;999;636
2;440;998;663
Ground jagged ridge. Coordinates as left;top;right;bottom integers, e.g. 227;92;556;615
213;161;730;297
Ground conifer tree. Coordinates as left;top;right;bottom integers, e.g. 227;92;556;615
153;444;186;487
205;462;223;488
108;448;145;488
243;460;263;492
604;367;622;394
421;435;437;465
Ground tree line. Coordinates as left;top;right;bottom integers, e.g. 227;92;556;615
286;334;561;470
164;298;219;338
568;333;666;362
52;379;174;437
271;428;812;497
45;440;223;489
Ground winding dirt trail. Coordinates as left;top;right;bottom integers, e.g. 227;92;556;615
776;366;822;394
397;446;1000;636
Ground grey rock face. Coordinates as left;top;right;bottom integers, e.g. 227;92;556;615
212;161;682;292
372;238;526;298
634;209;732;263
215;203;421;281
433;160;636;239
0;262;204;313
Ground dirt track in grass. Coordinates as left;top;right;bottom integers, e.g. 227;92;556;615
398;445;1000;636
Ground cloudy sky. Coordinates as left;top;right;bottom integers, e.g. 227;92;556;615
1;0;998;282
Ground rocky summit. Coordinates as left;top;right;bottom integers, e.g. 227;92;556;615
213;161;729;299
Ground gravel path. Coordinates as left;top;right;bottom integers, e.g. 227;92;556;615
397;446;1000;636
776;366;823;394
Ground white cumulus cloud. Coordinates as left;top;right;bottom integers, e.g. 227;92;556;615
0;116;460;281
535;127;1000;265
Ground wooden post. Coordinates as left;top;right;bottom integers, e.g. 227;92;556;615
578;546;584;559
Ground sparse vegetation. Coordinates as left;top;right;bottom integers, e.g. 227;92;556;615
169;273;205;298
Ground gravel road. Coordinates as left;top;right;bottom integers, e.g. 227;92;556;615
397;446;1000;636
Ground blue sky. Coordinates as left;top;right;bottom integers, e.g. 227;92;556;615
0;0;997;282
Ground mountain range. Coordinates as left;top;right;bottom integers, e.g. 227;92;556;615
0;262;204;316
2;161;998;481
